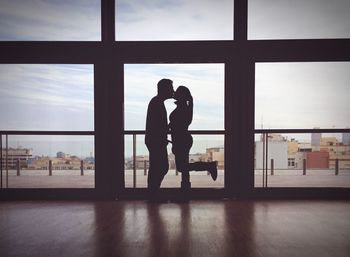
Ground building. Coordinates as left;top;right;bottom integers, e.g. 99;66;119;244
255;141;288;169
311;130;322;150
306;151;329;169
0;147;32;169
205;147;224;169
260;133;287;142
342;132;350;145
56;151;70;158
320;137;350;169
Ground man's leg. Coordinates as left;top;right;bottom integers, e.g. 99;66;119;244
147;146;168;198
156;146;169;188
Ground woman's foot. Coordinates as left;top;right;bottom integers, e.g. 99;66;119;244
209;161;218;181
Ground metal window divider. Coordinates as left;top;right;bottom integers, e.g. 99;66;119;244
6;134;8;188
0;133;2;189
133;134;136;188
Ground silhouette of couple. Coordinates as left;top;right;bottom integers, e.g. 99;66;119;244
145;79;217;200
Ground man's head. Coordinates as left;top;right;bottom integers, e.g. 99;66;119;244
157;78;174;100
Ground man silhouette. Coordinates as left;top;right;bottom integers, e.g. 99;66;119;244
145;79;174;199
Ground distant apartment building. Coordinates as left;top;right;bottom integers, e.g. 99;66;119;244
256;134;350;170
306;151;329;169
311;130;321;150
320;137;350;169
342;133;350;145
204;147;224;169
0;148;32;169
125;147;225;170
287;139;300;168
260;133;287;142
255;141;288;169
56;151;70;158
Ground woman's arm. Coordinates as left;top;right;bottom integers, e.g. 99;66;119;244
188;94;193;125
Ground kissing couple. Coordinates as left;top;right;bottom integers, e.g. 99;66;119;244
145;78;218;200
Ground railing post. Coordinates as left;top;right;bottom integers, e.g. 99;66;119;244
133;134;136;188
270;159;274;176
265;133;269;187
144;160;147;176
262;133;265;187
303;159;306;175
6;134;8;188
17;159;20;176
335;158;339;175
49;160;52;176
81;160;84;176
0;134;2;189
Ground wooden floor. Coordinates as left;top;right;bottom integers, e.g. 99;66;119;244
0;200;349;257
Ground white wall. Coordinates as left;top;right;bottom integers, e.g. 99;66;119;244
255;141;288;169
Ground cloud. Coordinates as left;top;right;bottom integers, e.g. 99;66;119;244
116;0;233;40
0;0;100;40
255;62;350;129
0;64;94;130
124;64;224;130
248;0;350;39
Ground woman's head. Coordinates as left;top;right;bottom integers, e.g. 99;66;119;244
174;86;192;103
173;86;193;124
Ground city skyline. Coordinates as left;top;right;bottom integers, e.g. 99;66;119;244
4;135;95;158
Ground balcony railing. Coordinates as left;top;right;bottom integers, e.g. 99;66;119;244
0;131;95;189
124;130;225;188
255;128;350;188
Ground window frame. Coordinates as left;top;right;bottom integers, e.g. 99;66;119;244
0;0;349;199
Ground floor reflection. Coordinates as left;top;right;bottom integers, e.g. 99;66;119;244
94;200;256;257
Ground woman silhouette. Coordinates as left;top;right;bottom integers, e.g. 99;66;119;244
169;86;217;190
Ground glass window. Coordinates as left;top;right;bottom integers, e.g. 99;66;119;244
1;135;95;188
0;64;94;131
124;63;225;188
254;132;350;188
124;134;224;188
124;64;224;130
248;0;350;39
0;0;101;41
116;0;233;41
255;62;350;129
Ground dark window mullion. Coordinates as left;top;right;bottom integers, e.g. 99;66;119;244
101;0;115;43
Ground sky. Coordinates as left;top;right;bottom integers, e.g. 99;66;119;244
255;62;350;129
0;64;94;131
0;0;101;41
116;0;233;40
124;64;224;130
248;0;350;39
0;0;350;156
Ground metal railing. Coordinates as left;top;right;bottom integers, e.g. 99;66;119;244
255;128;350;188
124;130;225;188
0;131;94;189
